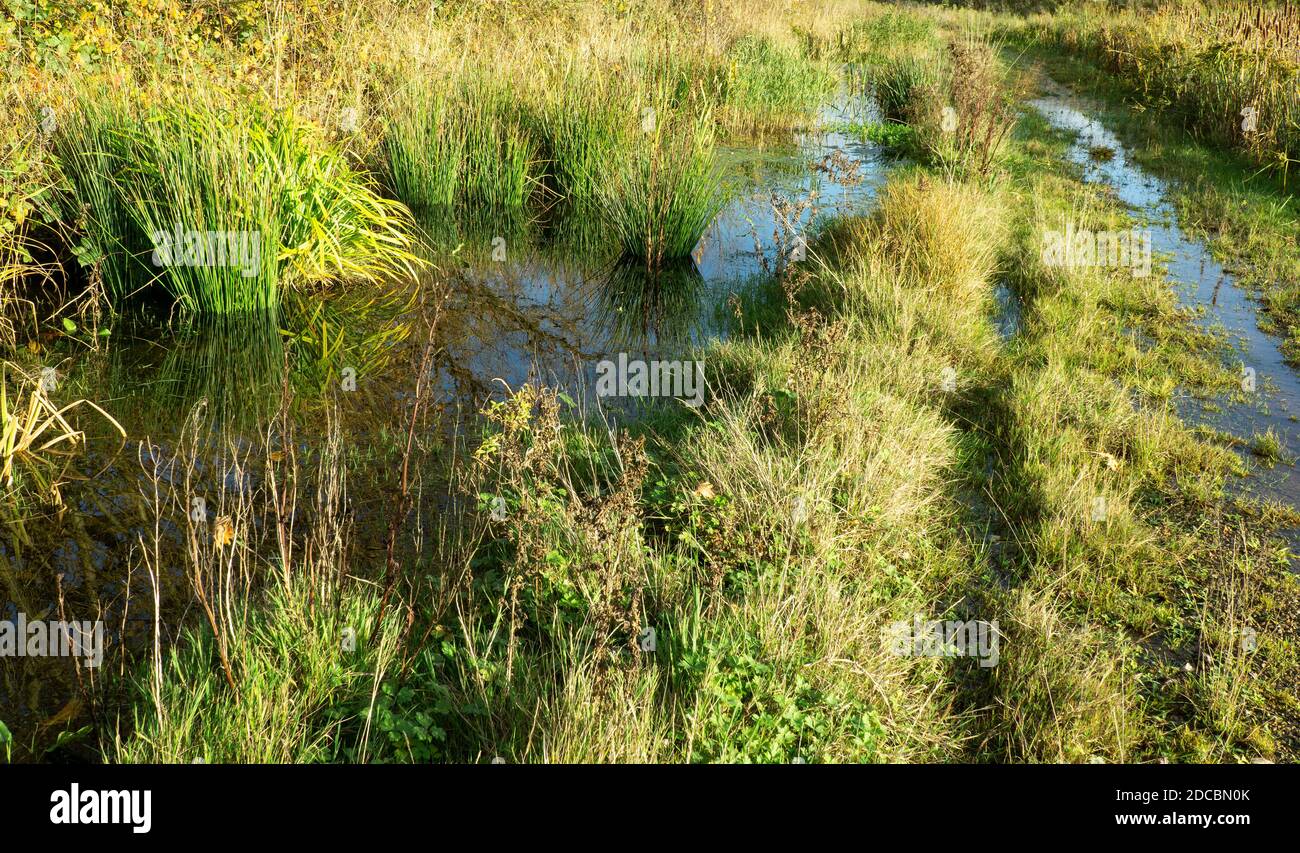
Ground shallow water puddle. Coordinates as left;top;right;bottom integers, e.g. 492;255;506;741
432;93;891;405
1028;93;1300;556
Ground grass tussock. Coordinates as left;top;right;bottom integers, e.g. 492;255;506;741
875;35;1020;177
50;85;419;315
600;101;725;268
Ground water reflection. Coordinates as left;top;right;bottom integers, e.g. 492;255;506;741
109;314;286;431
592;258;707;351
424;92;893;407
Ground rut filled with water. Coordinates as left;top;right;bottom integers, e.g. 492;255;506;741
1028;91;1300;556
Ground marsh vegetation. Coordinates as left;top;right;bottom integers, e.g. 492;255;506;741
0;0;1297;764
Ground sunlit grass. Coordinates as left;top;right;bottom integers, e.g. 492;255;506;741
52;86;420;316
1014;2;1300;183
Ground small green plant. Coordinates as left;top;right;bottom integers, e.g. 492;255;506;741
331;666;454;763
1251;428;1287;466
670;625;884;763
1088;144;1116;162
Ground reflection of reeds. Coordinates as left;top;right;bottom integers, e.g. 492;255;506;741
543;201;618;262
593;257;706;350
280;285;417;399
120;318;288;432
1;362;123;499
410;204;539;264
110;298;407;431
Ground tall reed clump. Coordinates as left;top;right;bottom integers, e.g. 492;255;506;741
461;82;540;210
51;93;146;303
537;72;635;209
52;86;418;315
382;85;462;213
383;76;542;218
382;67;726;264
629;34;832;135
600;98;725;269
595;257;705;347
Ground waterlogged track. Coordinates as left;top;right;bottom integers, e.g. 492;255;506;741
1028;91;1300;550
